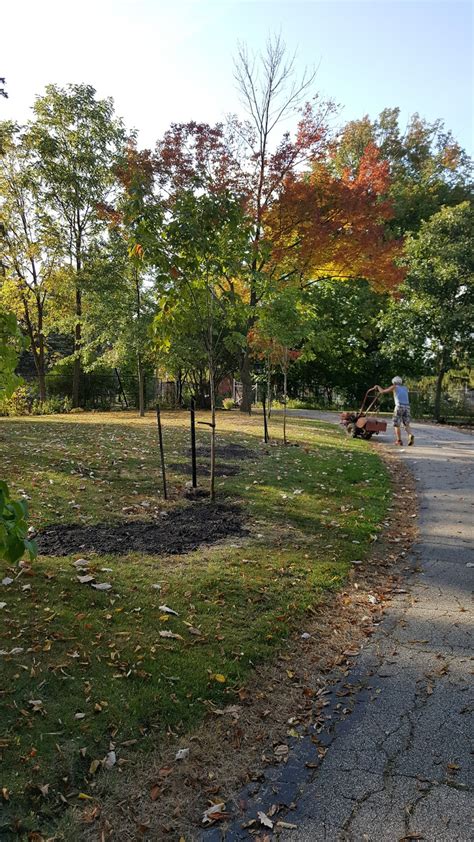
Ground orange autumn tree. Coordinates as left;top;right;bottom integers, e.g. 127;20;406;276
264;142;404;292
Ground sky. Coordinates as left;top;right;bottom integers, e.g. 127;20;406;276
1;0;473;153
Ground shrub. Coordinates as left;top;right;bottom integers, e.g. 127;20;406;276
223;398;235;410
31;396;72;415
0;386;31;417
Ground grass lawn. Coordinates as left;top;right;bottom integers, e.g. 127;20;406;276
0;410;391;839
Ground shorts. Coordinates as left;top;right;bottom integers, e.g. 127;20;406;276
393;405;411;427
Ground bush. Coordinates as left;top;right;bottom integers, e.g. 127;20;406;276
30;396;72;415
0;386;32;417
222;397;235;410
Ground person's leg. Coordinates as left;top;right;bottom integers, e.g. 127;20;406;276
403;408;414;445
393;410;403;444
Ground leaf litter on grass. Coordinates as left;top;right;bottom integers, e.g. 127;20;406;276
0;410;406;840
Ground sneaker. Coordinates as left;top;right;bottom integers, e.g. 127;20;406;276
408;434;415;446
395;440;403;446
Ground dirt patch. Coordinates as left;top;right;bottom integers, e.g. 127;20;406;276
187;443;257;459
77;448;418;842
167;461;241;477
37;503;246;557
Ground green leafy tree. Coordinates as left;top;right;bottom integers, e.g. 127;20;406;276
0;309;23;399
27;84;126;406
335;109;472;236
382;202;474;419
252;285;310;443
90;144;162;415
158;189;250;497
0;312;37;564
0;123;61;402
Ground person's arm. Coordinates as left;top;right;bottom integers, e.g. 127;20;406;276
375;384;396;394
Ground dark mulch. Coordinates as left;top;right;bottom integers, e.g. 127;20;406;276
186;443;256;459
167;461;240;477
36;503;246;557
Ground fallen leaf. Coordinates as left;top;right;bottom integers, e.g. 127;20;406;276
175;748;190;761
77;575;95;584
202;802;229;825
103;750;116;769
159;604;179;616
257;811;274;829
159;631;183;641
91;583;112;591
210;673;226;683
150;784;161;801
276;821;298;829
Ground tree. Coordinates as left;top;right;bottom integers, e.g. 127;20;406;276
158;189;250;498
232;35;334;411
0;123;61;402
0;78;7;99
0;311;37;564
0;309;23;400
94;144;162;415
289;278;392;404
251;285;309;443
334;109;472;236
27;84;126;406
382;202;474;419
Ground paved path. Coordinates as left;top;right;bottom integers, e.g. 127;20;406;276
204;415;473;841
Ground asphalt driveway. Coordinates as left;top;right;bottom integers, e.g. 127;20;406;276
204;414;473;841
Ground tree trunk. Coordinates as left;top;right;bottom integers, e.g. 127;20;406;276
266;354;272;419
137;353;145;417
283;361;288;445
434;363;446;421
72;286;82;408
23;294;47;403
239;350;253;414
209;364;216;501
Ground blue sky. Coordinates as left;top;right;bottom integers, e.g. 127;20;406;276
2;0;472;153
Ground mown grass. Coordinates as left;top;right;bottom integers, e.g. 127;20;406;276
0;410;390;838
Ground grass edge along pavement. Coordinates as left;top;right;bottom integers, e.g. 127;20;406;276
0;411;392;840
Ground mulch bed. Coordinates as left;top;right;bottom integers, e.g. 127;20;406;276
36;503;246;557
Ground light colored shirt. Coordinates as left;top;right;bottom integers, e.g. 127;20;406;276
394;384;410;407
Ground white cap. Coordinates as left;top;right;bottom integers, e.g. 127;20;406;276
392;376;403;385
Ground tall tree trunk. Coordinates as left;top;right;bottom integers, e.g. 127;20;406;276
239;349;253;414
266;354;272;419
135;265;145;417
209;363;216;501
72;287;82;408
137;353;145;417
22;294;47;403
283;354;288;445
434;359;446;421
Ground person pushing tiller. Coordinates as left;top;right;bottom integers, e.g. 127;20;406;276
376;376;414;446
341;376;414;446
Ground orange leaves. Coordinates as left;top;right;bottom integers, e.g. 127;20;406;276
263;142;405;293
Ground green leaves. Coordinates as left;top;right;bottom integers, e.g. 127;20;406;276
0;311;24;400
0;480;37;564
